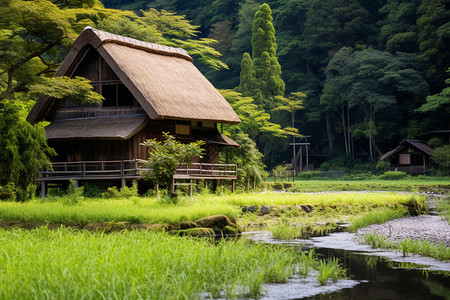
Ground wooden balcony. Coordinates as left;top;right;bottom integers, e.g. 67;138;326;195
38;160;237;181
174;163;237;180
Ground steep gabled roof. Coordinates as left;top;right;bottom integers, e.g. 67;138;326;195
28;27;240;125
380;139;434;161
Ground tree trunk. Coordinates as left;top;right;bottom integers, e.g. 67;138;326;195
341;103;348;155
347;102;352;159
325;110;334;152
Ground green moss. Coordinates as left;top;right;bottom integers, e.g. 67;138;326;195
175;227;215;237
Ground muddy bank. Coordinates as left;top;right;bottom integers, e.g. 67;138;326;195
0;214;243;237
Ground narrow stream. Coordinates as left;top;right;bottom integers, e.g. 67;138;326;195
243;231;450;299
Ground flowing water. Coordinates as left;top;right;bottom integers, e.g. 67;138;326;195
243;231;450;299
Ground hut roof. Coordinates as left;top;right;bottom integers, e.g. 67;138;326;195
45;116;148;140
380;139;434;161
27;27;240;125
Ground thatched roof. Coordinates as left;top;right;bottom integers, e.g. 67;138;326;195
28;27;240;125
45;116;148;140
380;139;434;161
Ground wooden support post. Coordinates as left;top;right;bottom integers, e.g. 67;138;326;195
231;180;235;193
121;178;126;188
41;182;46;199
188;179;192;196
74;180;79;188
156;183;159;197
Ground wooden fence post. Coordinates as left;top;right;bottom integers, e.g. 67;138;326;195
41;182;46;199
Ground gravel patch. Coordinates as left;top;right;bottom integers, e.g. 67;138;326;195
356;215;450;246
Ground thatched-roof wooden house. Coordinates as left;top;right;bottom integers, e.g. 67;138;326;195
380;139;434;174
28;27;240;194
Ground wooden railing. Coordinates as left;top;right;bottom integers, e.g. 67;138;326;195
175;163;237;178
38;160;237;180
38;159;148;180
54;107;146;120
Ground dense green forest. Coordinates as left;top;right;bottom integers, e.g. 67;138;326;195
102;0;449;168
0;0;449;199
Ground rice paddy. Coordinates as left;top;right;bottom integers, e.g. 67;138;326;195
0;227;345;299
0;192;420;227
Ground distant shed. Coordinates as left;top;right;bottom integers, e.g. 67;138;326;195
380;139;434;174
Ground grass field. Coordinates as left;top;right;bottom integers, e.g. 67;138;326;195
0;192;421;227
0;182;443;298
285;179;450;193
0;227;346;299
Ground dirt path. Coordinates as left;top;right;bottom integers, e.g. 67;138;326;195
356;215;450;246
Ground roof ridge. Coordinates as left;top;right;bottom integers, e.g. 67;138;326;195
84;27;193;62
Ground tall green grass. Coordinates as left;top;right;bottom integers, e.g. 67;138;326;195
204;192;420;208
348;209;408;232
287;179;450;193
362;233;450;261
0;198;238;225
0;192;421;226
0;227;345;298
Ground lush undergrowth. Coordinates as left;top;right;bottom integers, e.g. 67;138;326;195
0;227;346;298
363;233;450;261
0;192;422;226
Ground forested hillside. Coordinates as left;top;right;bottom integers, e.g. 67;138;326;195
102;0;449;169
1;0;449;187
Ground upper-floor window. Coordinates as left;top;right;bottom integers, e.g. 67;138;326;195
102;84;135;107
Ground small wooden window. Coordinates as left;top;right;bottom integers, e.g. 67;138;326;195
175;124;190;135
399;153;410;165
203;121;215;128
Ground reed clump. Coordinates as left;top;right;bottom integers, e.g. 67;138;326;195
362;233;450;261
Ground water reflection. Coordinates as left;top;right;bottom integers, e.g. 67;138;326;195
243;231;450;299
309;248;450;300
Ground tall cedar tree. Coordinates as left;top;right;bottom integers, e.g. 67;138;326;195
251;3;285;109
239;3;284;110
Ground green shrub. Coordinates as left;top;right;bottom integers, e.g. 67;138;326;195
82;183;104;198
283;182;294;189
375;161;390;173
0;183;16;201
262;183;274;191
298;170;322;179
102;186;119;198
272;183;284;190
378;171;408;180
65;180;84;205
102;184;138;199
